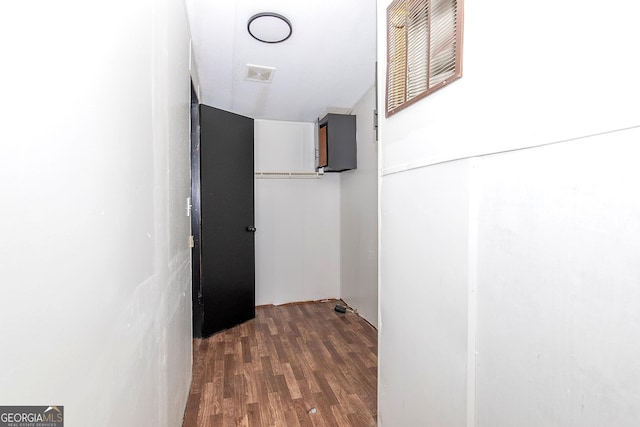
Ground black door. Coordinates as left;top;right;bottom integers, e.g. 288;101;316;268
197;105;255;337
190;83;204;336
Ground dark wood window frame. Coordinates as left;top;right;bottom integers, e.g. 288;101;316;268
386;0;464;117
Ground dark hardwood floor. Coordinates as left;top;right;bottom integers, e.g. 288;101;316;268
182;300;377;426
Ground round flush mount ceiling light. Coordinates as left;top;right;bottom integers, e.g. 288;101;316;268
247;12;292;44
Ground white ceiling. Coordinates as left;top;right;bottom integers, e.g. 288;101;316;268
186;0;377;123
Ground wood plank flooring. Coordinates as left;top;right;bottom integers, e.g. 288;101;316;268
182;300;377;427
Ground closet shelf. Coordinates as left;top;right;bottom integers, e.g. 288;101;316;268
254;171;324;179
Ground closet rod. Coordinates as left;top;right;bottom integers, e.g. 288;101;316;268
254;171;324;179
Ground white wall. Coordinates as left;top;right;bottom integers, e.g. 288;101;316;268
0;1;192;426
380;0;640;175
254;120;341;305
379;161;470;426
475;131;640;426
377;0;640;425
340;86;379;326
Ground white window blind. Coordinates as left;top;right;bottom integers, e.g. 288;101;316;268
386;0;463;116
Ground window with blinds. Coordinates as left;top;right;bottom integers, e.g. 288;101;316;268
386;0;463;116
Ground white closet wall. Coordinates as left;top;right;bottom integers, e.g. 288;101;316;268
254;120;341;305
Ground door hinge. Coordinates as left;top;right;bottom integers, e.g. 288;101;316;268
188;235;195;248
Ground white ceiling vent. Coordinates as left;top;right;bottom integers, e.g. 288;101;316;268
245;64;276;83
